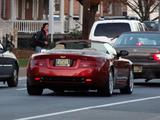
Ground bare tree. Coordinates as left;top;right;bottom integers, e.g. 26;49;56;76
119;0;160;21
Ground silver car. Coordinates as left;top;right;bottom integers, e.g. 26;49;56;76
0;43;19;87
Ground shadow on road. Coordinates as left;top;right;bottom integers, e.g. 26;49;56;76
135;82;160;87
41;90;122;97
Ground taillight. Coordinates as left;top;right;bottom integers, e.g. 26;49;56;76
79;60;98;68
136;42;144;47
30;59;47;67
34;77;41;81
152;53;160;61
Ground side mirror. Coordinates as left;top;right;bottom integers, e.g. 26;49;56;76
117;50;129;57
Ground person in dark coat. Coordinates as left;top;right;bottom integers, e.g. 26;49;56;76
35;23;49;53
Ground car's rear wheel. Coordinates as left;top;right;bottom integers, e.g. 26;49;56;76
7;66;18;87
98;71;114;96
27;82;43;95
120;70;134;94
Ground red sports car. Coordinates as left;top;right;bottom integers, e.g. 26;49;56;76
27;40;133;96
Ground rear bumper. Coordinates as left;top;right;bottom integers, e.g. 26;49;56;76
0;66;13;81
27;67;108;90
133;63;160;79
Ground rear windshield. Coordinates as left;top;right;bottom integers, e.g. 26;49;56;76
115;33;160;46
94;23;131;38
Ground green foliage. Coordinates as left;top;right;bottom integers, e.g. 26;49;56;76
18;58;28;67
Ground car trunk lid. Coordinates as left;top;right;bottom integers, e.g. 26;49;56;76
33;49;106;68
115;46;160;63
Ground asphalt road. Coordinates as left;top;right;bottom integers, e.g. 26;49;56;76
1;78;160;120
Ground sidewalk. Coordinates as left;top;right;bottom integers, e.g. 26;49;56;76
19;67;26;77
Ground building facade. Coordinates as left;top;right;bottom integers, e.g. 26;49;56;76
0;0;81;20
0;0;126;33
102;0;127;16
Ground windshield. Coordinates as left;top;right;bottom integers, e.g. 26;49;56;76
94;23;131;38
54;41;110;54
115;33;160;46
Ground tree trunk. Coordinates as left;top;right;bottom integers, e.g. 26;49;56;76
82;2;98;39
77;0;100;39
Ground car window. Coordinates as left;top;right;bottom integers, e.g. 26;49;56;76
63;42;89;49
91;42;117;56
138;23;144;31
115;33;160;46
143;21;159;31
104;43;117;56
94;23;131;38
55;41;116;56
91;42;109;53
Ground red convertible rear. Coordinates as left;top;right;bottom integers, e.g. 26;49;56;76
27;40;133;96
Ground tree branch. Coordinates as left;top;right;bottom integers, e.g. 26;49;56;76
149;1;160;13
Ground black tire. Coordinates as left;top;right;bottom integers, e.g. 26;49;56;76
98;71;114;96
27;82;43;95
120;70;134;94
7;66;18;87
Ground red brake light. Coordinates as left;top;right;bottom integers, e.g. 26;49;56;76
153;54;160;61
30;59;47;67
85;79;92;82
136;42;144;47
34;77;41;81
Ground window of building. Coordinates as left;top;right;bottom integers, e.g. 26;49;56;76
55;0;60;13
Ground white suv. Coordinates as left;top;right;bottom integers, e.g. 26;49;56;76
89;18;145;43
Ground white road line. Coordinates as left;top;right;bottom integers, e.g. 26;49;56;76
16;88;27;91
15;95;160;120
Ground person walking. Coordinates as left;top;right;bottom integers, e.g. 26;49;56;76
34;23;49;53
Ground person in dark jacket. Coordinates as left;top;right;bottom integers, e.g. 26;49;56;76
35;23;49;53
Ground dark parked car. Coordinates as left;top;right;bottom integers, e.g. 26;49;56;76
0;43;19;87
27;40;133;96
143;21;159;31
114;32;160;82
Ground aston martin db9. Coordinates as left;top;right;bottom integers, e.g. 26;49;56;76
27;40;133;96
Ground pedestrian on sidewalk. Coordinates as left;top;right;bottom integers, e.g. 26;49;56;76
33;23;49;53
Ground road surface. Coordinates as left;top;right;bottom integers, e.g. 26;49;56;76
0;78;160;120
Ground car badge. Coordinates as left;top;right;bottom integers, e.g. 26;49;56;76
60;56;66;58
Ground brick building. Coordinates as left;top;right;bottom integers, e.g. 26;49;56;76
0;0;81;20
0;0;126;33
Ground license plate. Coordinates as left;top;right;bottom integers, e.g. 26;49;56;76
133;65;142;73
55;59;71;67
